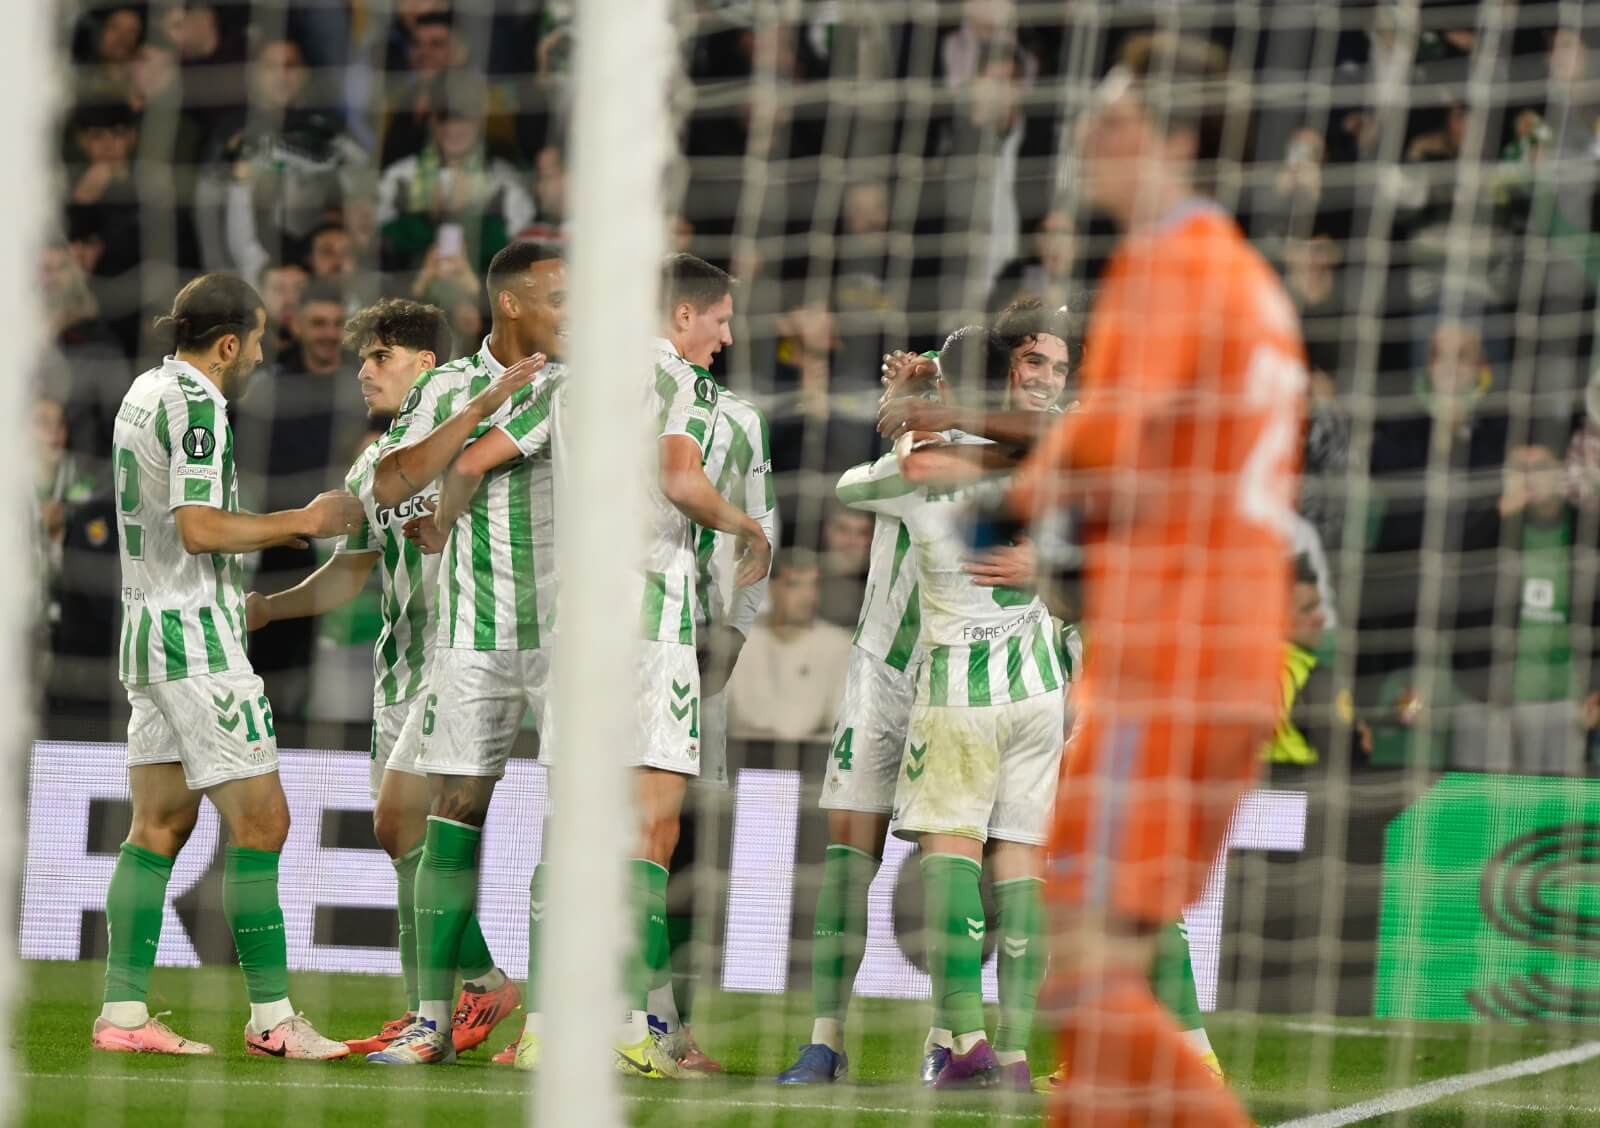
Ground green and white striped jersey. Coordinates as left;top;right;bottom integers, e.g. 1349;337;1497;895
1056;618;1083;686
692;385;776;636
837;451;1064;707
337;439;441;706
379;338;558;651
490;337;718;646
113;358;249;685
847;516;923;673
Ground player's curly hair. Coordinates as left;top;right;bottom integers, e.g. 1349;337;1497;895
994;297;1081;370
342;297;452;361
153;273;265;352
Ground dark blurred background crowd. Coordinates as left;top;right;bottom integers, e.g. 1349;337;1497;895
35;0;1600;778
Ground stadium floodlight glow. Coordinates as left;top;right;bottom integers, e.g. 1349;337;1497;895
537;0;670;1122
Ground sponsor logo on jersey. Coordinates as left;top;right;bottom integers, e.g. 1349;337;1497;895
751;459;772;476
181;426;215;460
374;491;440;528
960;605;1044;642
176;464;219;482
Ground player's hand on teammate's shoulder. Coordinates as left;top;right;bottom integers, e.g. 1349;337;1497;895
244;592;271;631
733;522;772;589
475;353;547;417
963;535;1037;590
301;490;364;539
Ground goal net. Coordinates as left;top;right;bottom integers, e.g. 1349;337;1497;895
19;0;1600;1124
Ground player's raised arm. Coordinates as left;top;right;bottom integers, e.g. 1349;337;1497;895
371;353;544;508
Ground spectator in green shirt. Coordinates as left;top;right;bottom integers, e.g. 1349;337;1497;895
1452;430;1600;774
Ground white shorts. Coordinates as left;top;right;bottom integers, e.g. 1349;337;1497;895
369;697;428;799
125;669;278;791
415;647;550;778
820;647;917;815
698;690;729;789
538;641;702;777
889;692;1066;845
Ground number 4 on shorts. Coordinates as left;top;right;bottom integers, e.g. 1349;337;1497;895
831;728;854;772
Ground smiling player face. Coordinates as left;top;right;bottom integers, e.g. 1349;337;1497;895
1008;332;1069;412
506;259;567;362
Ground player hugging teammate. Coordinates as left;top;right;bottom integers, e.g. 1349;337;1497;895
94;250;1233;1105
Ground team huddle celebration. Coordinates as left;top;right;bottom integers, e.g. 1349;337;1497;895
41;0;1600;1123
87;23;1295;1121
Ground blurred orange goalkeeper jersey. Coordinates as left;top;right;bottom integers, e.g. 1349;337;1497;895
1010;201;1305;723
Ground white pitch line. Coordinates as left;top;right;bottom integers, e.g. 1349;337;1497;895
14;1069;1043;1122
1477;1101;1600;1115
1270;1038;1600;1128
1272;1021;1399;1040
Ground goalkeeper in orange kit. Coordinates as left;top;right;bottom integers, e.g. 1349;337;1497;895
1006;33;1306;1128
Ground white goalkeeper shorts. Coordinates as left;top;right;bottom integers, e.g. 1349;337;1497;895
889;691;1066;846
414;647;550;779
369;696;428;799
125;668;278;792
820;647;917;815
540;641;702;778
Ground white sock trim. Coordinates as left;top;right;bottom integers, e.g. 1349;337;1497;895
952;1030;987;1055
100;1000;149;1028
810;1017;844;1053
418;1000;453;1029
250;998;295;1033
463;968;506;992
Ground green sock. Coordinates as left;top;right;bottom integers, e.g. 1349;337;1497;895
1150;920;1206;1031
666;910;695;1024
457;913;494;982
223;845;291;1004
414;817;482;1004
993;876;1046;1053
392;846;423;1014
921;853;985;1038
811;844;878;1022
103;843;174;1005
628;859;669;1011
526;863;547;1013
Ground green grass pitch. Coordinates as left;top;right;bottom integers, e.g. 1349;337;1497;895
16;962;1600;1126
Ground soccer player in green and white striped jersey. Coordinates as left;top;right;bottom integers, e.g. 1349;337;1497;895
429;254;771;1077
98;274;362;1060
357;242;560;1067
780;313;1074;1087
846;326;1066;1089
647;380;778;1071
242;298;521;1057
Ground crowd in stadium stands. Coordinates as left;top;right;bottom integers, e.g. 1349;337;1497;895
36;1;1600;775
